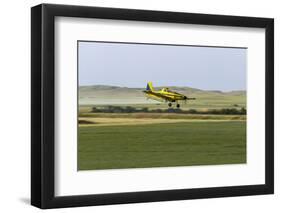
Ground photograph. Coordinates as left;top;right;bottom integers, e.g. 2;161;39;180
78;41;247;171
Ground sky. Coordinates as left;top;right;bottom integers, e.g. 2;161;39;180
78;41;247;91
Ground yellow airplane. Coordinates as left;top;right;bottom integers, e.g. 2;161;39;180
143;82;195;108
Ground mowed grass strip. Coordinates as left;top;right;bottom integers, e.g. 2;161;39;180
78;121;246;170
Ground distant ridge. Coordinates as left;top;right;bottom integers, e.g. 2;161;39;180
79;85;246;105
79;85;245;94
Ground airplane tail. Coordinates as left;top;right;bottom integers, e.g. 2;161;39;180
146;82;154;91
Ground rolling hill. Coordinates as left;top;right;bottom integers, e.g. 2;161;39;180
79;85;246;109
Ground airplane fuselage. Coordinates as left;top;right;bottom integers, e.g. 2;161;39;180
143;90;187;102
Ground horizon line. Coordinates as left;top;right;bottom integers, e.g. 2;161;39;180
79;84;246;92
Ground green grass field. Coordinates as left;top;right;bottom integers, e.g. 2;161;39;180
78;121;246;170
78;85;247;170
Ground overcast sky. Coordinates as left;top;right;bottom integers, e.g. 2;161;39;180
78;41;247;91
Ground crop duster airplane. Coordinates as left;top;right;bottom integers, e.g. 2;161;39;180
143;82;195;108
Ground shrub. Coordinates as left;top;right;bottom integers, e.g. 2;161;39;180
90;105;246;115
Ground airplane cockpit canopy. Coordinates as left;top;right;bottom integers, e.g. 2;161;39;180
162;88;170;92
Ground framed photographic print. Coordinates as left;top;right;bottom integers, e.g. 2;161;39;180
31;4;274;209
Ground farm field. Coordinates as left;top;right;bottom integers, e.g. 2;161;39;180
78;85;247;170
78;119;246;170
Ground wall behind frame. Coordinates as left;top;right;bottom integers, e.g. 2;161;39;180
0;0;278;212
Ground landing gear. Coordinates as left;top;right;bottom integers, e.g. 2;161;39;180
168;103;181;108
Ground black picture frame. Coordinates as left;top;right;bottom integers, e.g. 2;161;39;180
31;3;274;209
